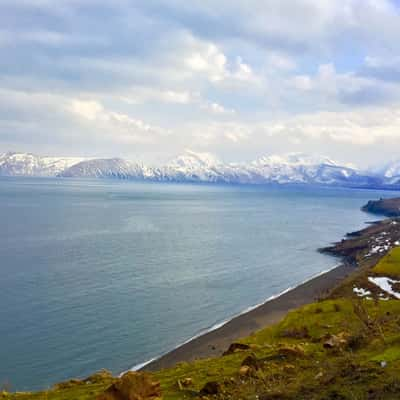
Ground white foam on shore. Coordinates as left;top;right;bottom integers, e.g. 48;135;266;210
125;263;341;374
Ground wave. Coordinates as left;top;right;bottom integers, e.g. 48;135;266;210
124;263;341;374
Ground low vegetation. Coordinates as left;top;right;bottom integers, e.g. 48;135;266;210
373;247;400;278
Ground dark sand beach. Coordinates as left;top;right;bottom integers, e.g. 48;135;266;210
144;213;400;372
144;262;354;371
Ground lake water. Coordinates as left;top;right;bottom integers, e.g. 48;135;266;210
0;178;393;390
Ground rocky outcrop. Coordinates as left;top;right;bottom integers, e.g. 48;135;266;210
319;217;400;264
362;198;400;217
322;332;350;350
52;369;114;390
223;342;251;356
97;372;161;400
199;381;221;396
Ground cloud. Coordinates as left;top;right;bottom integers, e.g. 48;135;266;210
68;100;103;120
201;102;235;115
67;99;171;143
185;43;227;81
183;40;257;85
287;62;399;108
0;89;171;157
120;88;196;105
136;0;400;56
259;106;400;146
361;56;400;83
266;52;297;71
183;103;400;153
1;0;400;166
291;75;313;91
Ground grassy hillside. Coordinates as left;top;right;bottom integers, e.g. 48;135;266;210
373;247;400;278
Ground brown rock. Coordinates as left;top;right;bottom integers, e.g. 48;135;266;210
84;370;114;384
223;342;251;356
199;381;221;395
323;332;349;350
283;364;296;374
277;345;305;359
177;378;193;390
181;378;193;387
323;337;337;349
241;355;261;370
239;365;251;376
97;371;161;400
314;371;324;380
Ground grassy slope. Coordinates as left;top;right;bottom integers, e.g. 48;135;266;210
373;247;400;278
3;249;400;400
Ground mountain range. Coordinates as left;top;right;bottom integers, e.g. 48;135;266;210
1;150;399;188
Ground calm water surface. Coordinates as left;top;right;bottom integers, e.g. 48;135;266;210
0;178;394;390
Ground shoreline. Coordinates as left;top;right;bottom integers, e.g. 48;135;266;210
6;195;400;397
141;213;400;373
141;261;355;372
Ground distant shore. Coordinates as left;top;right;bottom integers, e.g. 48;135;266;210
142;261;354;372
362;197;400;217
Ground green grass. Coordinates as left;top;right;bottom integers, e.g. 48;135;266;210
0;373;115;400
371;346;400;363
373;246;400;278
5;298;400;399
0;381;112;400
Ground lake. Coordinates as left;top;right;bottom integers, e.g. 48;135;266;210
0;177;393;390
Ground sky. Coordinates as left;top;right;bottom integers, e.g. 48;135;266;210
1;0;400;167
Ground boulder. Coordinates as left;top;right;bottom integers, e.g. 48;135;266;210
323;332;349;350
223;342;251;356
199;381;221;395
177;378;193;390
84;369;114;384
314;371;324;380
241;355;261;370
282;364;296;374
97;371;161;400
239;365;251;376
277;345;305;359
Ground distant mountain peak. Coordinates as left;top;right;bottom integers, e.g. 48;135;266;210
167;150;222;168
0;152;87;177
372;159;400;185
383;160;400;178
254;152;338;167
0;150;396;188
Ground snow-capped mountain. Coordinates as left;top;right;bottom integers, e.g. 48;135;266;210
377;160;400;185
59;158;156;180
154;151;382;186
57;151;388;187
0;152;86;177
244;153;379;186
0;150;396;188
158;150;232;183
